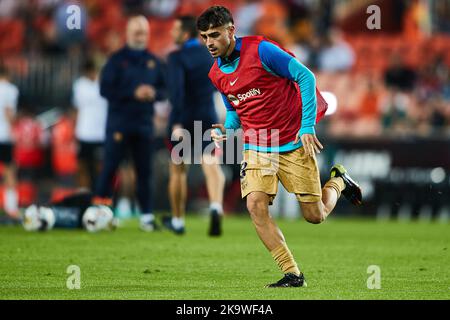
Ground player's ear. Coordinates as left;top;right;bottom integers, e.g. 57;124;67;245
228;25;235;39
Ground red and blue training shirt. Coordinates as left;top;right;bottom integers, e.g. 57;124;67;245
208;36;328;152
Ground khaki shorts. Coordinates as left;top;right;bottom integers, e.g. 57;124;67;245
240;148;322;204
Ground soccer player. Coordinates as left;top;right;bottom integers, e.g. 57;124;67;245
94;16;166;231
197;6;362;287
165;16;225;236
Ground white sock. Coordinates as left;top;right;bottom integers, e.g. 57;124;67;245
117;197;132;215
172;217;185;229
140;213;155;224
210;202;223;215
4;188;18;214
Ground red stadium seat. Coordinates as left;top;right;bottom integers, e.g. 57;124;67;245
0;19;24;55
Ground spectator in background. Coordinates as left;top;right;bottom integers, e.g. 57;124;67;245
416;54;450;135
380;90;414;136
432;0;450;33
384;53;417;92
72;59;107;192
286;14;315;65
429;97;448;134
317;29;355;72
417;54;448;100
0;65;19;218
383;53;418;135
354;76;383;136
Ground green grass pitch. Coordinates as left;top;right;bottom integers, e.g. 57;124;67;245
0;215;449;300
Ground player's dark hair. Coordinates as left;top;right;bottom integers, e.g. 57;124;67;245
178;15;198;38
81;59;96;74
196;6;234;31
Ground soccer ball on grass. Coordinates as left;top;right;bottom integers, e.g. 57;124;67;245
23;205;56;231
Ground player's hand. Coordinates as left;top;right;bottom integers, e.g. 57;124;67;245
144;85;156;101
134;84;149;100
135;85;155;101
211;124;227;148
172;124;184;141
295;133;323;157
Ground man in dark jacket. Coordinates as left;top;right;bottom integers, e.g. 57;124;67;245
94;15;165;231
165;16;225;236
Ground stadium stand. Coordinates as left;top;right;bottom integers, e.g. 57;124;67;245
0;0;448;216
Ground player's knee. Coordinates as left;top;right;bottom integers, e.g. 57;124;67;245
246;195;268;219
211;166;225;186
217;169;225;185
246;199;261;216
302;208;324;224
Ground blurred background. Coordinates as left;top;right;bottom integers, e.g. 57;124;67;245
0;0;449;222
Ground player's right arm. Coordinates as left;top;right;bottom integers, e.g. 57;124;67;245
211;93;241;144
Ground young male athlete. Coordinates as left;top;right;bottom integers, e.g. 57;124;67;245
197;6;362;287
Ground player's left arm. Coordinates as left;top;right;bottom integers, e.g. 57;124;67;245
258;41;323;157
221;93;241;131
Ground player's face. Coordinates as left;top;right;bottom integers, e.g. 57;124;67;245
200;25;235;58
171;20;185;45
127;20;149;50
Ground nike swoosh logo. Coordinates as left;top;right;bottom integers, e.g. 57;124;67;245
230;78;239;86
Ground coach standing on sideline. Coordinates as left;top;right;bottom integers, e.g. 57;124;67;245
94;15;165;231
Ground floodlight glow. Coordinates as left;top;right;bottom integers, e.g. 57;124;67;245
321;91;338;116
431;167;446;184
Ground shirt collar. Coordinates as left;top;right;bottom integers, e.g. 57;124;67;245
218;37;241;66
125;45;147;57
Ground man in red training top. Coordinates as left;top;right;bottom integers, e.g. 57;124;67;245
197;6;362;287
